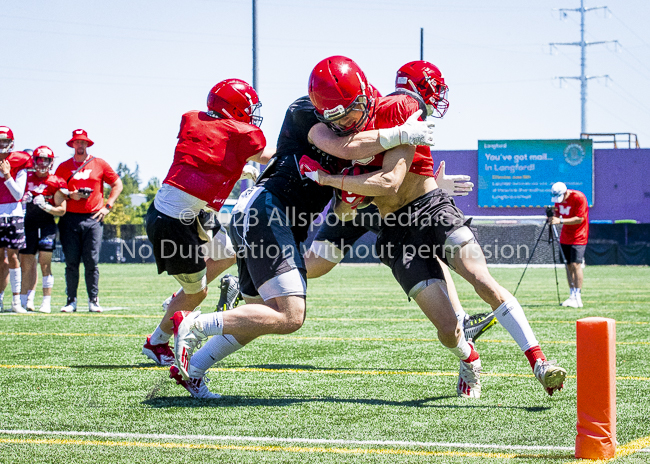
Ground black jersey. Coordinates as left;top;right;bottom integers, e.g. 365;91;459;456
259;96;347;242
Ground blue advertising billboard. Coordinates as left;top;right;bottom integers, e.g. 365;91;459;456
477;139;593;207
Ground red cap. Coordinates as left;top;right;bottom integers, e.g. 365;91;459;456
66;128;94;148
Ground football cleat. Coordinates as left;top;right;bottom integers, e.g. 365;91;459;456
561;297;579;308
534;359;567;396
575;294;584;308
172;310;208;379
463;312;497;342
216;274;242;312
38;300;52;314
88;298;103;313
457;350;482;398
60;297;77;313
142;335;175;366
170;365;221;399
161;292;177;312
11;296;27;314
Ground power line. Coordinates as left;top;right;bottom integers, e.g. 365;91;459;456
550;0;618;134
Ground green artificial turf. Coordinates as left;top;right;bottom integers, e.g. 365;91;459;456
0;263;648;463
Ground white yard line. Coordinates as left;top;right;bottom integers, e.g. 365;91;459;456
0;429;574;452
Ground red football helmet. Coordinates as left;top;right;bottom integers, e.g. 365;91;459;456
395;61;449;118
308;56;375;136
0;126;14;154
33;146;55;173
206;79;262;127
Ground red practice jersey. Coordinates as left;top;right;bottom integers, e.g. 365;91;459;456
0;151;33;205
163;111;266;211
55;157;120;214
359;95;434;177
555;189;589;245
25;172;68;206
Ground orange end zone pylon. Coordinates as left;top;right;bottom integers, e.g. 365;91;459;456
575;317;616;460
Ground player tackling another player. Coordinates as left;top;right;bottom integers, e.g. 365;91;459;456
159;57;566;400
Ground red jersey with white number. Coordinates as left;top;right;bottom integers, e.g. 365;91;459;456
25;172;68;206
55;156;120;214
555;189;589;245
163;110;266;211
0;151;33;205
357;95;434;177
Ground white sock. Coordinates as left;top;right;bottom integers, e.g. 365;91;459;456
42;295;51;305
575;288;581;295
20;294;27;307
455;307;468;325
9;268;21;294
494;297;539;352
190;335;243;376
196;312;224;337
447;335;472;361
150;325;171;345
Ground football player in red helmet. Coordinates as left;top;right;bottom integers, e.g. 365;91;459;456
0;127;15;154
0;127;33;313
309;57;567;397
144;78;273;399
20;146;68;313
309;56;375;136
395;61;449;118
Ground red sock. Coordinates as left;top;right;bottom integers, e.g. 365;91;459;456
463;345;480;363
524;346;546;370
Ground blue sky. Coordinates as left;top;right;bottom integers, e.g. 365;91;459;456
2;0;649;185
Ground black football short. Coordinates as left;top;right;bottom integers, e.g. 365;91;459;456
0;216;26;250
313;204;382;253
21;221;57;254
229;188;305;298
560;243;586;264
376;189;471;297
146;203;207;276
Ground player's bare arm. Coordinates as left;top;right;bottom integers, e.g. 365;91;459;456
247;146;275;165
308;109;434;161
319;144;414;197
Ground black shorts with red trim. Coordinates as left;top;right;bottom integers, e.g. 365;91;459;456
376;189;471;296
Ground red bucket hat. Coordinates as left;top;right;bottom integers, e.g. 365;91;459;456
67;128;94;148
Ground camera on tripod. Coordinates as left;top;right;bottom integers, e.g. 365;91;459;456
545;206;555;218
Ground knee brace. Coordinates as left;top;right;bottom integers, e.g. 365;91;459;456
408;278;448;300
444;226;477;259
173;268;207;295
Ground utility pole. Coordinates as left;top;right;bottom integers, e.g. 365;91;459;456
252;0;258;90
420;28;424;60
550;0;618;134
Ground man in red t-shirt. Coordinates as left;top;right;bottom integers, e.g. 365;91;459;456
55;129;123;313
550;181;590;308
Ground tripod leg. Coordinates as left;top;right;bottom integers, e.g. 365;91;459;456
551;232;561;305
514;221;548;297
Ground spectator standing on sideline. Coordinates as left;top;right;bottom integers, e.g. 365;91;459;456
550;181;589;308
0;126;33;313
55;129;123;313
20;146;68;313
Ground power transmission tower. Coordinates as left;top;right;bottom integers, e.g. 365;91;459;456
550;0;619;134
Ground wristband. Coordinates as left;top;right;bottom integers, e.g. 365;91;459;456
378;127;401;150
560;217;563;224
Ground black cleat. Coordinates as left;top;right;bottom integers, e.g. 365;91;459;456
215;274;242;312
463;312;497;342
